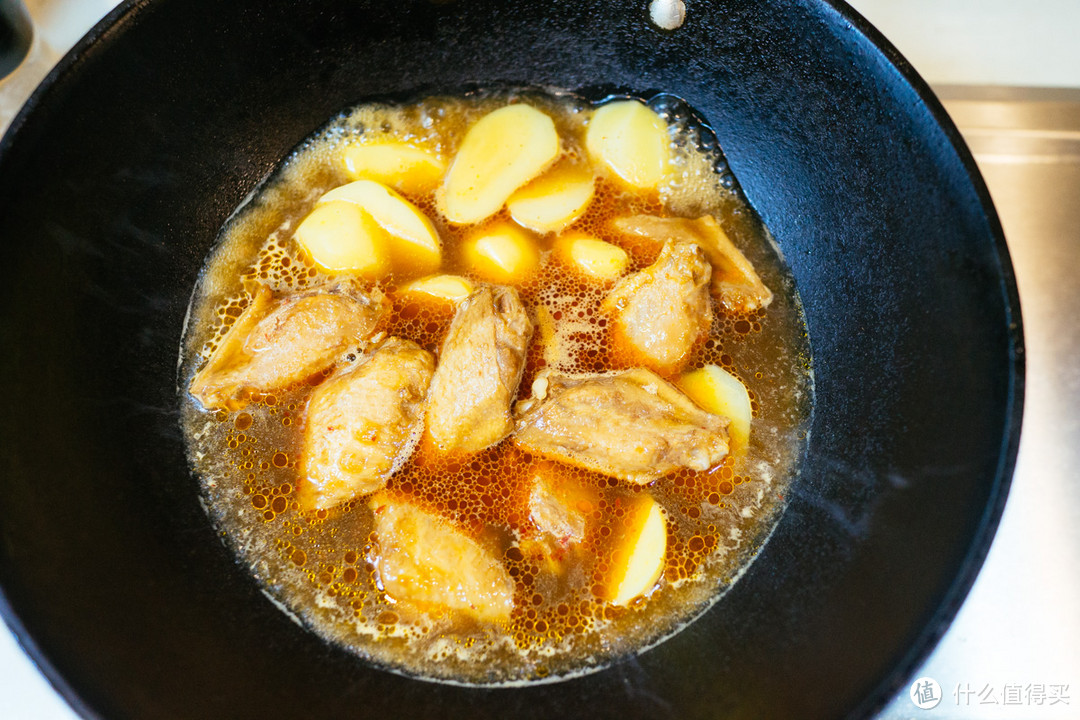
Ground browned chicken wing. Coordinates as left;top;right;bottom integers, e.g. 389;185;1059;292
513;368;729;484
612;214;773;312
189;284;384;411
368;493;514;623
297;337;435;511
425;286;533;453
601;240;712;375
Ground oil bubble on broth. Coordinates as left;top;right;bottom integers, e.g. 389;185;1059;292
179;88;812;685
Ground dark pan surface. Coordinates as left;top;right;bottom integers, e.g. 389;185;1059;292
0;1;1022;718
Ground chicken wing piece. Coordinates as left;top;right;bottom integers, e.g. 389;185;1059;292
611;214;773;312
601;240;712;375
189;284;385;411
513;368;729;484
297;337;435;511
369;493;514;623
527;465;599;547
425;286;533;453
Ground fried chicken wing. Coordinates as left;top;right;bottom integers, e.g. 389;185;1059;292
513;368;729;484
425;286;533;453
297;337;435;511
611;214;773;312
369;494;514;623
189;285;384;411
601;240;712;374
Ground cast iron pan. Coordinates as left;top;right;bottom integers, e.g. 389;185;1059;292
0;0;1023;718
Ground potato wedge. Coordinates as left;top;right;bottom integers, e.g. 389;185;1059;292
294;201;390;277
604;494;667;606
507;163;595;233
320;179;442;276
461;221;540;284
585;100;670;190
440;104;560;224
678;364;752;453
342;141;446;194
554;231;629;282
402;274;474;302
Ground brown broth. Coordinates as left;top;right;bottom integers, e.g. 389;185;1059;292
179;89;812;684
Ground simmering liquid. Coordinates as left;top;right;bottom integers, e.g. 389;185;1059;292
179;89;812;684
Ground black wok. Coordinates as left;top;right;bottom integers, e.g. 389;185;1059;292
0;1;1023;718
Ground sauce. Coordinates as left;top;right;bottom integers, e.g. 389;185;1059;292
179;89;812;684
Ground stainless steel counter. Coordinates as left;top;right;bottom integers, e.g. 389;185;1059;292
1;9;1078;717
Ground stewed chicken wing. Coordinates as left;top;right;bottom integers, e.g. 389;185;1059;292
425;286;533;453
513;368;729;484
601;240;712;374
369;493;515;622
297;337;435;511
189;284;384;411
611;214;773;312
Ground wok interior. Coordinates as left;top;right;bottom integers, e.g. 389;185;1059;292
0;1;1021;718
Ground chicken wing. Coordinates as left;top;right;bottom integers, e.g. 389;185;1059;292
513;368;729;484
425;286;533;453
369;493;514;623
297;337;435;511
527;466;597;547
189;284;384;411
601;240;712;375
611;214;773;312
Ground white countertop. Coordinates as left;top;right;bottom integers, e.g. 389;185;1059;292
2;2;1078;718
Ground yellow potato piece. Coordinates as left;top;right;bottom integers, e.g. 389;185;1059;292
294;201;390;277
440;104;560;224
678;364;752;454
554;232;629;282
585;100;670;189
606;495;667;606
402;274;474;302
319;179;442;276
461;221;539;284
507;164;595;233
342;141;446;194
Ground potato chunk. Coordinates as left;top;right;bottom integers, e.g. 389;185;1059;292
342;141;446;193
585;100;670;190
402;274;474;302
507;163;595;234
369;494;514;623
603;494;667;606
294;202;390;277
439;104;560;224
554;231;629;282
461;221;540;285
320;179;442;276
678;364;752;454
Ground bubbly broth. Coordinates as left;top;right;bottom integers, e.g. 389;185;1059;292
180;89;812;684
